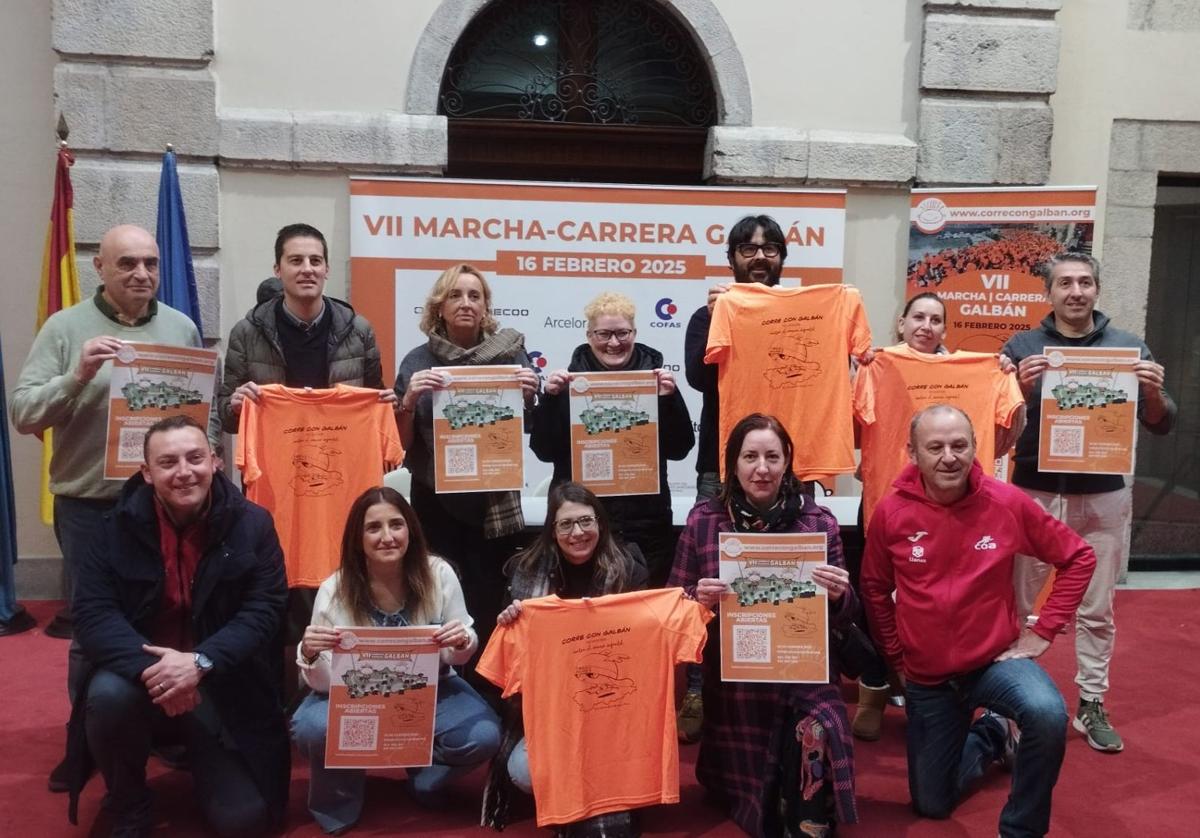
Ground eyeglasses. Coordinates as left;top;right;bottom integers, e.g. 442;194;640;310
735;243;782;259
589;329;635;343
554;515;598;535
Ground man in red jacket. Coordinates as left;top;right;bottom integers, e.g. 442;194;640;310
861;405;1095;838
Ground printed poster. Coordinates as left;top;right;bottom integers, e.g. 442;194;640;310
1038;346;1140;475
432;364;524;492
718;532;829;684
349;177;847;496
907;187;1096;353
568;370;659;496
325;626;441;769
105;342;218;479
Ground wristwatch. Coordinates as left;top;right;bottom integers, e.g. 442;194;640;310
194;651;214;675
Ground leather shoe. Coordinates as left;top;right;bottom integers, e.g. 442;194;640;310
43;613;73;639
0;608;36;637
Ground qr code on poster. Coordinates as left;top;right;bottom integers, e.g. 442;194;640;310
1049;425;1084;458
337;715;378;751
117;428;146;463
444;444;478;477
581;449;613;482
732;625;771;663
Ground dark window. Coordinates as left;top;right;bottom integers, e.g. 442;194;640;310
439;0;717;183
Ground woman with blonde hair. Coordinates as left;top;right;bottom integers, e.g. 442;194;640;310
394;264;540;675
530;291;693;586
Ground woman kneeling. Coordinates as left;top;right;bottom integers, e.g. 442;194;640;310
670;414;860;837
292;486;501;833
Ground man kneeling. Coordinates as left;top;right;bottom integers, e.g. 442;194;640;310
62;416;289;837
862;405;1095;838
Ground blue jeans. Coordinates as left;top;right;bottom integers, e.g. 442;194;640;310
86;669;270;837
507;737;533;794
904;658;1068;838
53;495;115;700
291;674;501;834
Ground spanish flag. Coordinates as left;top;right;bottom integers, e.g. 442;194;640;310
36;145;81;524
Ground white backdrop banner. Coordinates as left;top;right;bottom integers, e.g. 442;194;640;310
349;178;847;498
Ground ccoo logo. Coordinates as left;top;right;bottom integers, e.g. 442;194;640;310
654;298;678;321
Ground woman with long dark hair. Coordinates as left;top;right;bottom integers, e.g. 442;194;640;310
670;414;859;838
291;486;500;833
481;481;648;832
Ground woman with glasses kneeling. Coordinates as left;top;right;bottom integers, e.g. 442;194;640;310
292;486;501;834
669;414;860;838
481;482;648;832
530;292;693;586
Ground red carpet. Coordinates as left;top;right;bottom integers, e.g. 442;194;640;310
2;590;1197;836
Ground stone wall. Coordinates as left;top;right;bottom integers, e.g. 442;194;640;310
917;0;1062;185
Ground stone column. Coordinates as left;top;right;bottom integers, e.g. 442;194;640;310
52;0;221;335
917;0;1063;185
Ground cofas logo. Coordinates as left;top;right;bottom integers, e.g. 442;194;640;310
653;298;681;328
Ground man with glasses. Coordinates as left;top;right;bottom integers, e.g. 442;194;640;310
678;215;786;742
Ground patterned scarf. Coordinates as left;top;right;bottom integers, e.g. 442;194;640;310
427;327;528;538
727;475;808;533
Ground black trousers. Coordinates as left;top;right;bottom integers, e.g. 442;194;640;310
85;670;270;837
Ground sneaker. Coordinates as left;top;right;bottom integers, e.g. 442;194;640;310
981;710;1019;770
1074;699;1124;752
677;690;703;744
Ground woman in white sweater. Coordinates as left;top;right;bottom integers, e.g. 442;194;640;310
291;486;501;834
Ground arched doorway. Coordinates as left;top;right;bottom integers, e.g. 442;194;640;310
437;0;719;183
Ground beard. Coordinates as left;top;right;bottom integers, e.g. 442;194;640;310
733;258;782;286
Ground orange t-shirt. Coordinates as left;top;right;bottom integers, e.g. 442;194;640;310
705;284;872;482
854;344;1023;527
477;588;711;827
236;384;404;587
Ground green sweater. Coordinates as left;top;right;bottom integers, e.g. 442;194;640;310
10;295;205;500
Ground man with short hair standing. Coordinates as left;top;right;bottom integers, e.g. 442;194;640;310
12;224;209;646
677;214;788;742
862;405;1095;838
1002;252;1176;753
61;415;289;837
217;222;389;430
217;222;393;678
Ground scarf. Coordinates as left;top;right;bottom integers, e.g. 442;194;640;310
727;475;808;533
427;327;528;538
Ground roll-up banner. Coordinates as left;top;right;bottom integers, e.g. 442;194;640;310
907;187;1097;353
350;178;847;494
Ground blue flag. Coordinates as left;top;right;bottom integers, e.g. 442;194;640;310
1;338;27;623
155;149;202;333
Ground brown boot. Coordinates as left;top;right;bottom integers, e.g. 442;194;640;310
852;682;890;741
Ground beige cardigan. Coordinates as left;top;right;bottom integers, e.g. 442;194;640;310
296;555;478;694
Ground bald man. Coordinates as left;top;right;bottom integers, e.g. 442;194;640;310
12;225;212;701
861;405;1096;838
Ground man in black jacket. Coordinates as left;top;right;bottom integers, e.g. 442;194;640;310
683;214;788;501
64;415;289;837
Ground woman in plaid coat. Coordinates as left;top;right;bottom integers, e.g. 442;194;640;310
669;413;860;837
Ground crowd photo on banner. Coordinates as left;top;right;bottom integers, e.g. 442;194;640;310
7;142;1181;838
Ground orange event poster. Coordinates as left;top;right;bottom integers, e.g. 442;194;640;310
718;532;829;684
325;626;441;769
105;342;218;479
432;365;525;493
1038;346;1140;475
907;187;1096;353
568;370;659;497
